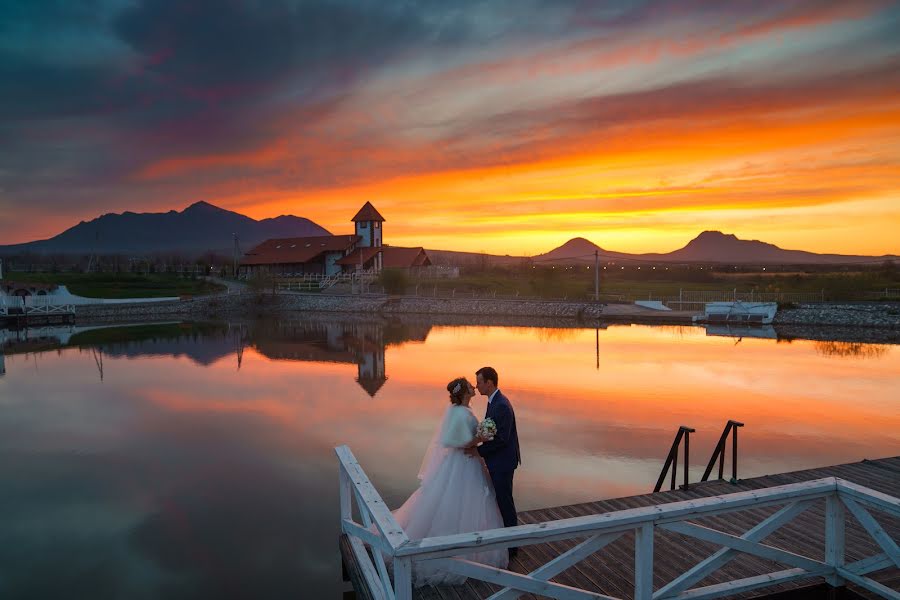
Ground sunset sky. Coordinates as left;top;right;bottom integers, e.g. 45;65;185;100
1;0;899;255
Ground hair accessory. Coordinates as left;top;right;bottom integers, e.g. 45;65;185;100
452;381;462;394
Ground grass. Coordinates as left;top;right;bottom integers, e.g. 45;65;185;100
4;273;226;298
411;267;900;301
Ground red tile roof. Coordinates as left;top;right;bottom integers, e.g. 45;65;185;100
240;235;358;266
334;246;381;266
351;201;385;222
382;246;431;268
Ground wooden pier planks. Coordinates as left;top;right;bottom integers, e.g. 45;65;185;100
341;456;900;600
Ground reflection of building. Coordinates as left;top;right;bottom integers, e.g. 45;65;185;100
0;352;5;376
250;318;431;397
0;318;433;395
238;202;430;278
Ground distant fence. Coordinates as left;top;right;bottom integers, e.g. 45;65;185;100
387;288;831;308
861;288;900;300
266;284;896;306
651;290;826;311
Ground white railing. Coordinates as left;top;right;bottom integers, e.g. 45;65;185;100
22;296;75;314
272;270;379;292
0;295;76;315
336;445;900;600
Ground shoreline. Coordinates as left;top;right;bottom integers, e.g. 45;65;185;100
15;293;900;344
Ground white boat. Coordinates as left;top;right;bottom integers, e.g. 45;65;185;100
705;324;777;339
694;301;778;325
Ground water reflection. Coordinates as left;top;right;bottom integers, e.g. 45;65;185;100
0;318;897;599
813;340;889;359
1;319;434;397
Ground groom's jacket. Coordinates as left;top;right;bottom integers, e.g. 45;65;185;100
478;390;521;472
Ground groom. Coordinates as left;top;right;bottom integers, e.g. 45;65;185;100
473;366;521;557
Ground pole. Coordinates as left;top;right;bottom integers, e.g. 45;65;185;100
232;233;238;279
594;250;599;301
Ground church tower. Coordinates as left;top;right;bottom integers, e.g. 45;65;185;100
351;201;386;271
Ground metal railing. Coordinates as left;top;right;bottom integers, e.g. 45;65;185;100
701;420;745;484
336;445;900;600
654;426;696;492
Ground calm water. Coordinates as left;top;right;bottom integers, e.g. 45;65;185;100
0;318;898;599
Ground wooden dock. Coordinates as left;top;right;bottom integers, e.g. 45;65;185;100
339;455;900;600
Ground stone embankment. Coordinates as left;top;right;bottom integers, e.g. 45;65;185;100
74;293;264;322
774;302;900;329
73;293;900;338
773;302;900;344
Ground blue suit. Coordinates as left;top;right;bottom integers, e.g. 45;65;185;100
478;390;521;528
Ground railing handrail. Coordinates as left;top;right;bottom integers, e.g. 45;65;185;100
336;445;409;551
654;425;695;492
337;445;900;600
701;420;745;483
396;477;843;559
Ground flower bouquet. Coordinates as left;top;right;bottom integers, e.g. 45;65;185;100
477;418;497;441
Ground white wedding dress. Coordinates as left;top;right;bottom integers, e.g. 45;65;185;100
392;404;508;587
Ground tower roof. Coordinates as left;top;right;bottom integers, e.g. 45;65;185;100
351;201;385;222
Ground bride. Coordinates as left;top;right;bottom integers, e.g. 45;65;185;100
390;376;508;586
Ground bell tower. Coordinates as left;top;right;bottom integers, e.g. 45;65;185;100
351;201;386;270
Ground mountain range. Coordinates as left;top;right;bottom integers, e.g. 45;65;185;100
1;201;329;256
532;233;897;265
1;202;895;265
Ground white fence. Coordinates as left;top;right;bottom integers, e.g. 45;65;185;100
273;270;379;292
336;445;900;600
1;295;75;316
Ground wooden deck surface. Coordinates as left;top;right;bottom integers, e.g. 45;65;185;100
341;456;900;600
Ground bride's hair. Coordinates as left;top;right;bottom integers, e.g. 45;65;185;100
446;377;470;405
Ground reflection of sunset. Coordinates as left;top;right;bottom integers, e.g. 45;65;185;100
3;324;897;509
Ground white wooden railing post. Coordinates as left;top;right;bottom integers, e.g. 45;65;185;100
825;493;845;587
394;558;412;600
339;464;352;523
635;523;654;600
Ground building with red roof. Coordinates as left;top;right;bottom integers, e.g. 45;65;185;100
238;202;430;278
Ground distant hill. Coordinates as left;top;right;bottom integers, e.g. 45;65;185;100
536;231;897;265
0;201;330;256
425;248;529;267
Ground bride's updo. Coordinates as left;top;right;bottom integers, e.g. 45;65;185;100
446;377;470;405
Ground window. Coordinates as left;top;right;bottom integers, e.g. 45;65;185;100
359;222;368;229
374;222;380;228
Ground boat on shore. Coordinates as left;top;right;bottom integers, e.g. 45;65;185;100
693;300;778;325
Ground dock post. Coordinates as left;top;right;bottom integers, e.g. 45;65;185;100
635;522;654;600
824;494;845;587
394;558;412;600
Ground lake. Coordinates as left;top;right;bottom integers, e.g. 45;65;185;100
0;317;897;598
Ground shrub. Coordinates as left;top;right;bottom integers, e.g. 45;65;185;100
379;268;409;295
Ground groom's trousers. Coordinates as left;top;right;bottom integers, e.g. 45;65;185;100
489;469;518;528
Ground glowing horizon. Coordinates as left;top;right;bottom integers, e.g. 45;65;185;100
2;1;899;255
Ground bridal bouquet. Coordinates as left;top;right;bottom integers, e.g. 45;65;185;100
477;418;497;441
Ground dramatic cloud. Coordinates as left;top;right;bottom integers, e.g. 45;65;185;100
1;0;898;253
